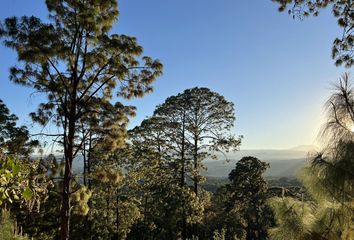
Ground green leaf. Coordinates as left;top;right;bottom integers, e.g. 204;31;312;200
12;164;21;175
22;186;33;200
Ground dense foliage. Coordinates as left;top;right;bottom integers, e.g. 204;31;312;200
0;99;38;157
0;0;353;239
0;0;162;238
269;74;354;240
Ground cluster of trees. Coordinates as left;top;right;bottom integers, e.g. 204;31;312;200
0;0;161;239
0;2;265;239
0;89;273;239
0;0;353;239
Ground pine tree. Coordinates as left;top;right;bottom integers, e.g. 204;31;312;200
269;74;354;240
0;1;162;239
227;156;270;240
129;87;241;239
0;99;38;157
129;117;201;240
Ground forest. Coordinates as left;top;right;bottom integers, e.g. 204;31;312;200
0;0;353;240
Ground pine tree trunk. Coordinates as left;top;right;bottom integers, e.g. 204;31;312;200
59;143;73;240
116;188;119;240
181;115;187;240
59;97;76;240
82;127;87;186
88;132;92;190
59;167;71;240
193;136;198;196
193;135;198;238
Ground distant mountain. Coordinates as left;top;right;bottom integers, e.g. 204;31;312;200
290;144;319;153
203;148;311;178
202;158;306;178
41;147;312;179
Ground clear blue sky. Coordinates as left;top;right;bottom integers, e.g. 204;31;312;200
0;0;347;149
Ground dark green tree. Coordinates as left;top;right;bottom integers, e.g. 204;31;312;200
0;99;38;157
202;185;247;240
150;97;192;240
0;208;30;240
153;87;241;196
153;87;241;238
0;149;55;240
78;100;135;188
129;116;205;240
0;1;162;239
86;161;140;240
130;87;240;239
227;156;271;240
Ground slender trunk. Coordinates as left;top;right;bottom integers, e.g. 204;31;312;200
60;77;77;240
59;162;72;240
181;158;185;188
87;132;92;190
193;134;199;238
193;135;198;196
180;114;187;240
181;163;187;240
116;188;119;240
82;126;87;186
59;114;75;240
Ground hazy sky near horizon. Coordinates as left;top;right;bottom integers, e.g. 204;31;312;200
0;0;348;149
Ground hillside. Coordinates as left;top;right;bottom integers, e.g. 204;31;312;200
202;148;312;178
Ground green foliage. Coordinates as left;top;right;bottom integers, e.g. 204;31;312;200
0;0;162;238
84;176;141;239
0;151;53;239
92;165;124;186
227;156;271;240
270;175;354;240
269;197;314;240
203;157;272;240
21;187;33;201
0;99;38;157
204;185;247;240
213;228;226;240
71;185;92;216
125;87;241;239
269;74;354;240
0;153;55;239
128;87;241;239
0;209;29;240
125;147;182;239
152;87;241;161
0;151;51;210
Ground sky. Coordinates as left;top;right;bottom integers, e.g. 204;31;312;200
0;0;348;150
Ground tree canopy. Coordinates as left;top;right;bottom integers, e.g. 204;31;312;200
0;99;38;157
0;0;162;239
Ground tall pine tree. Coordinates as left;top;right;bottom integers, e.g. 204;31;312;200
0;1;162;239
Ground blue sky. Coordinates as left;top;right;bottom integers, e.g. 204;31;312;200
0;0;347;149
